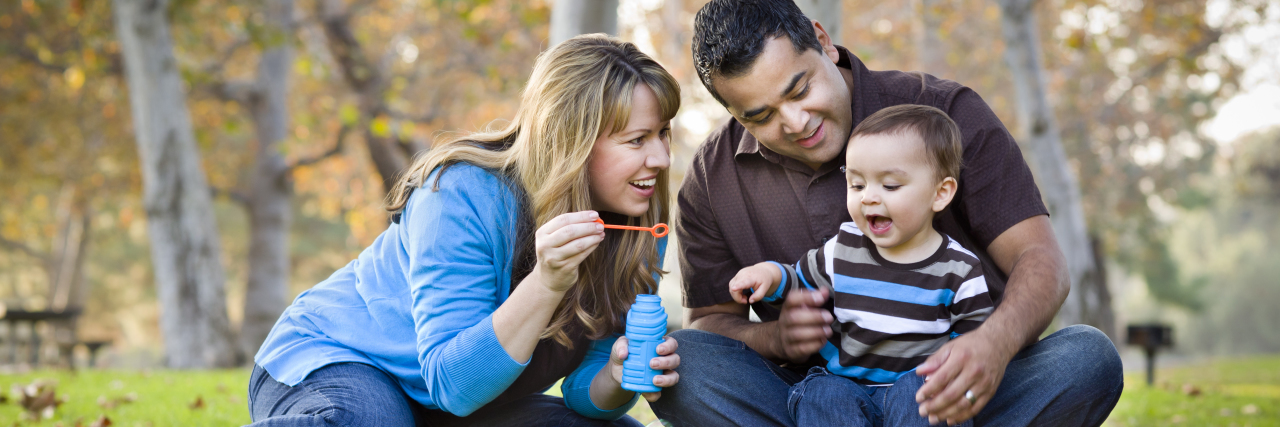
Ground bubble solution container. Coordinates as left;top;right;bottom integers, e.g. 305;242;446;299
622;294;667;393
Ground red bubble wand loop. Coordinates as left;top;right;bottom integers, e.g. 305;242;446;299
593;219;669;238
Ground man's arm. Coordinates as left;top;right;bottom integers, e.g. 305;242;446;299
983;215;1069;350
914;215;1068;424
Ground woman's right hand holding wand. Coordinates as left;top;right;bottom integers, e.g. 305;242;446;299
534;210;606;293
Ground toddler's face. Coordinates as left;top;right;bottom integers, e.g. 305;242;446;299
844;131;949;251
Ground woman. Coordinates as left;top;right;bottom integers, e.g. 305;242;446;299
248;34;681;427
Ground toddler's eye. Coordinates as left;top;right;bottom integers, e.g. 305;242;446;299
849;184;865;191
884;185;902;191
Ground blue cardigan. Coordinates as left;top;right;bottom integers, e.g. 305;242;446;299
255;163;664;418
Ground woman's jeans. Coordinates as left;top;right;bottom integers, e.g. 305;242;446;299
650;325;1124;427
246;362;643;427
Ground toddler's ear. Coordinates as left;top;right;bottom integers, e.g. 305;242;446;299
932;177;958;212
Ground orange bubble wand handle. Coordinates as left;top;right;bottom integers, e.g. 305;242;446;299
594;219;669;238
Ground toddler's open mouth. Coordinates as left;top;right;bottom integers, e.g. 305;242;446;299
866;214;893;234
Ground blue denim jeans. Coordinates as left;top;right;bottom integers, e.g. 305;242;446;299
649;325;1123;427
247;362;644;427
787;366;969;426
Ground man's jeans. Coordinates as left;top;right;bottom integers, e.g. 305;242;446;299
247;362;644;427
650;325;1123;426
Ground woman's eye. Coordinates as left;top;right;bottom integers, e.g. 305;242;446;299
630;136;645;145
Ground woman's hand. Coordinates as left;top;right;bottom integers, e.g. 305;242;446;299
609;336;680;402
535;211;606;293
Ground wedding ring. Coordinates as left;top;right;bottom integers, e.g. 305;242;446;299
965;389;977;405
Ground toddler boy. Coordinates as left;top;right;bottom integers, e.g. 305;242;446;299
729;104;993;426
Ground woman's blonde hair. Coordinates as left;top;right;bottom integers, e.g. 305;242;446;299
386;34;680;347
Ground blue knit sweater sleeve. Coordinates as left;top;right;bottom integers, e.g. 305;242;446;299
561;335;640;419
560;236;669;419
401;165;526;417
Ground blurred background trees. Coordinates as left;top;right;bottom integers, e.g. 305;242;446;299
2;0;1278;368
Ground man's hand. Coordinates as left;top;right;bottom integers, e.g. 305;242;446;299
775;287;833;363
914;329;1018;425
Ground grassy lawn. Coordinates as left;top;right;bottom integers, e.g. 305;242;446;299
1;368;250;426
1105;355;1280;427
3;355;1277;426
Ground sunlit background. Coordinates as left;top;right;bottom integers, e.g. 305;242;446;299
2;0;1279;393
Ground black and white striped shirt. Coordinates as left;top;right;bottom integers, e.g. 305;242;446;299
765;222;994;385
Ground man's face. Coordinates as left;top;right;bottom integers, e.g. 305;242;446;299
711;30;853;170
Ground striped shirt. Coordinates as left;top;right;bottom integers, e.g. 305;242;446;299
764;222;994;385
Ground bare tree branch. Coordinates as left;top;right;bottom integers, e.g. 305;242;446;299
385;108;440;124
202;37;252;77
210;186;251;207
8;46;69;73
0;237;50;262
289;124;351;170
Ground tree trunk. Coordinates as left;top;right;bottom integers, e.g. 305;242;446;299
996;0;1115;339
112;0;239;368
550;0;618;46
318;0;410;195
915;0;947;75
795;0;842;43
241;0;295;359
47;184;91;312
47;185;92;366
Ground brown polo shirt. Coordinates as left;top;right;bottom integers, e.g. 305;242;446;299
676;46;1048;322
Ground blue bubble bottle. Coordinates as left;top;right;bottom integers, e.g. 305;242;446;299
622;294;667;393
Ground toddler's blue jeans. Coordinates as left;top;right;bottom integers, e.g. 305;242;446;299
650;325;1123;426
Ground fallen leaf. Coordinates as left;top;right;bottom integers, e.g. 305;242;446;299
1242;403;1259;415
16;379;64;419
97;392;136;410
1180;383;1201;397
89;415;113;427
189;395;205;410
216;383;227;393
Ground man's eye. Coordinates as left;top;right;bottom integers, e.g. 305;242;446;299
795;84;811;99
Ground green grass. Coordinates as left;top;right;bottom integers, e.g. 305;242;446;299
3;355;1277;426
1105;355;1280;427
1;369;251;426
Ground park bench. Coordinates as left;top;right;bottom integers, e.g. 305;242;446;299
0;305;110;369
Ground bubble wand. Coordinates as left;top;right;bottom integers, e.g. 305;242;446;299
593;219;669;238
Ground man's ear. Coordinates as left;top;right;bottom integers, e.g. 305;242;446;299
932;177;958;213
812;20;839;64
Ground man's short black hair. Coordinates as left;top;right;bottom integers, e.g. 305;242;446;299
692;0;824;106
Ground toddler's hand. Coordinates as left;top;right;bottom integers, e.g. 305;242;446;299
728;264;779;304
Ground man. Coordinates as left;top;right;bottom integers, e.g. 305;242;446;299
649;1;1123;425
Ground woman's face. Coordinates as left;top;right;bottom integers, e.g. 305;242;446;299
588;83;672;218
